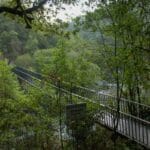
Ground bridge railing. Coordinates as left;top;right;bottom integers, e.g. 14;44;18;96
94;105;150;148
12;67;150;149
13;67;150;121
13;67;97;109
70;85;150;122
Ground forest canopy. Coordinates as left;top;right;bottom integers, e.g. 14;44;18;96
0;0;150;149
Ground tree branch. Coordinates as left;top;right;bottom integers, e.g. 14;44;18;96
0;0;48;28
0;6;23;16
25;0;48;13
0;0;48;14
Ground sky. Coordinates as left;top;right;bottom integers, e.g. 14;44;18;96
45;0;98;22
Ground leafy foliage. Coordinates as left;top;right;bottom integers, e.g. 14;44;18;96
0;0;149;149
0;59;56;148
0;59;28;143
79;0;150;103
0;15;57;63
34;37;100;86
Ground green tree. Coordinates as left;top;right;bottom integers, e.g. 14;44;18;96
0;15;57;63
15;53;33;68
0;30;21;63
34;37;100;86
0;59;28;145
0;58;55;148
81;0;150;103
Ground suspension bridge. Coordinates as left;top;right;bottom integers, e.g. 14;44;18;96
12;67;150;149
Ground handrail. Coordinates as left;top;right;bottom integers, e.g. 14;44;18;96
13;67;150;107
14;67;150;107
103;105;150;125
13;67;150;110
74;85;150;108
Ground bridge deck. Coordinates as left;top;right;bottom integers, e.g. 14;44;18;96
95;111;150;148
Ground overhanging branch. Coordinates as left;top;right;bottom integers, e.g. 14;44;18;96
25;0;48;13
0;0;49;28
